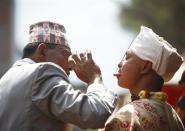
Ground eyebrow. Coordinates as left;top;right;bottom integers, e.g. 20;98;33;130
125;52;128;56
125;51;131;58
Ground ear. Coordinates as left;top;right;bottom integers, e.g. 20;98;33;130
140;61;153;75
37;43;48;61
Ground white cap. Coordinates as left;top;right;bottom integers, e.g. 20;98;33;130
129;26;184;82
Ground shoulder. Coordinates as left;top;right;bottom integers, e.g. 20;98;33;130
13;59;67;77
37;62;66;73
104;102;139;131
35;62;69;82
104;100;156;131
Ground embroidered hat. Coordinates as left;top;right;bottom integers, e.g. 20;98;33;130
129;26;184;82
29;21;70;48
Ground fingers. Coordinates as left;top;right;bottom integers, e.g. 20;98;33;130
68;55;76;69
79;53;86;62
71;50;92;63
71;51;81;64
69;51;87;67
68;50;93;69
68;51;81;69
86;50;92;60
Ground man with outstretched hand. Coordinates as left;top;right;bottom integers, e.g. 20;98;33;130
0;21;118;131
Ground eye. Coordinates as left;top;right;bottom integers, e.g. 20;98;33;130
118;62;122;68
124;52;129;60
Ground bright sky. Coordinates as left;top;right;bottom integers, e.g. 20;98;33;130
14;0;133;94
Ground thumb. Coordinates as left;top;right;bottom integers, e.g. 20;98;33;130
68;55;76;69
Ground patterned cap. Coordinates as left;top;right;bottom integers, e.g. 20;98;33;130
29;21;70;48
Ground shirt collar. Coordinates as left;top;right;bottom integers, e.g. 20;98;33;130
13;58;36;67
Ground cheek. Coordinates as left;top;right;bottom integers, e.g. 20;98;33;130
57;55;69;69
46;53;64;66
118;64;140;88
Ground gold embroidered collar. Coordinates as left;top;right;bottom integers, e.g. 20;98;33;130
132;90;168;102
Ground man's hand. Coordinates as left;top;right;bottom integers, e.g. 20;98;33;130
68;51;102;84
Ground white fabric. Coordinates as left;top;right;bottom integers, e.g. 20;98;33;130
129;26;184;82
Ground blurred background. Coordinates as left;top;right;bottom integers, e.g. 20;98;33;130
0;0;185;130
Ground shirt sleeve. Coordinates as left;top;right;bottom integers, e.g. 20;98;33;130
32;63;118;129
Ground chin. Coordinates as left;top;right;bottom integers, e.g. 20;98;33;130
118;81;124;88
118;81;128;89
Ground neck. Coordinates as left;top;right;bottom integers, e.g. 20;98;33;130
131;83;162;95
29;54;45;63
130;72;164;95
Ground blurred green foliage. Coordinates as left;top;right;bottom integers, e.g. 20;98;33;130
119;0;185;54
